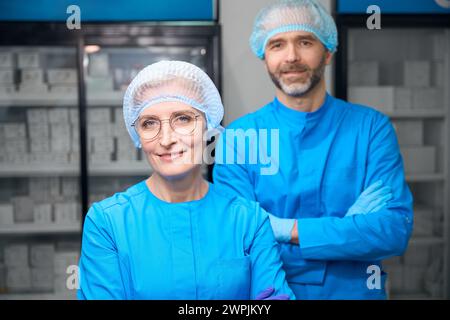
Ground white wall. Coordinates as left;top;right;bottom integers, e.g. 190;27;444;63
220;0;334;125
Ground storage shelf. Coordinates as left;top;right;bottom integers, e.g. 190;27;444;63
409;236;444;246
406;173;445;182
386;110;446;119
87;91;124;106
0;162;151;177
0;223;81;235
0;93;78;107
0;292;77;300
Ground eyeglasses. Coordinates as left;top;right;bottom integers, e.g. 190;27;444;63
132;111;202;141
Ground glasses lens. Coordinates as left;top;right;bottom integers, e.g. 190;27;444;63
171;112;197;135
137;117;160;140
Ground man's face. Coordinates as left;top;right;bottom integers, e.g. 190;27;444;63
264;30;332;98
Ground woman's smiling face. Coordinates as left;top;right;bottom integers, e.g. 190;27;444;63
137;101;206;179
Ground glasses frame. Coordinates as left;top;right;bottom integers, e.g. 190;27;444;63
132;111;203;141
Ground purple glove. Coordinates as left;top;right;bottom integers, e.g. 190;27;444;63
255;287;290;300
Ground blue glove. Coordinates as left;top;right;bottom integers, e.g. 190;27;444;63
346;180;393;217
268;214;296;243
255;287;290;300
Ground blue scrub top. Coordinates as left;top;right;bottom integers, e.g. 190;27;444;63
77;180;294;300
213;93;413;299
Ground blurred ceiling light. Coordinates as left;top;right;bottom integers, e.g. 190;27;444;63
85;45;101;54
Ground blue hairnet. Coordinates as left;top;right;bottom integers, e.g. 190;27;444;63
123;60;224;148
250;0;338;59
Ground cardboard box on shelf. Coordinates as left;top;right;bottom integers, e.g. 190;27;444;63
21;68;44;84
12;196;34;223
88;53;110;77
393;120;423;146
33;204;53;225
17;52;40;68
31;267;54;291
4;244;29;267
0;52;14;68
47;68;77;84
412;88;443;110
0;68;14;84
6;267;32;292
54;203;79;225
348;86;395;114
27;108;49;124
403;61;430;87
400;146;436;174
30;244;55;268
0;204;14;225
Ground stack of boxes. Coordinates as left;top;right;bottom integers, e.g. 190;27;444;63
88;108;114;164
0;242;79;296
86;53;114;93
0;51;15;95
0;123;28;164
114;107;140;162
49;108;71;164
18;52;48;95
47;68;77;97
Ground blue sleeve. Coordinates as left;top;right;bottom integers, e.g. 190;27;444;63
298;114;413;261
213;130;257;201
248;203;296;300
77;204;129;299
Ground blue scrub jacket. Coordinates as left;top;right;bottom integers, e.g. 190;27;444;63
77;181;295;300
213;93;414;299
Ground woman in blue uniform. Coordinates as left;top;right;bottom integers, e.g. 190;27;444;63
77;61;294;300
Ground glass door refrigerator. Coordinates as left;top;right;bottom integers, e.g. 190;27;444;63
335;0;450;300
0;2;220;300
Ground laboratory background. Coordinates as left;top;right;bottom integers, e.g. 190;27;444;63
0;0;449;300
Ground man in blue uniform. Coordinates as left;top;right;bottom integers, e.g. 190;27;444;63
213;0;413;299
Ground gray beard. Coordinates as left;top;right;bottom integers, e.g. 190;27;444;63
269;55;326;98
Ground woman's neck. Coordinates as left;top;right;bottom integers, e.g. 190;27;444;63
146;167;209;203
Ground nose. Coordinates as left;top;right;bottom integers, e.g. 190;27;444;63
285;42;300;63
159;120;177;147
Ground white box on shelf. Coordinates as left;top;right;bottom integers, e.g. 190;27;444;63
30;244;55;268
17;52;40;68
403;61;430;87
86;75;114;92
47;68;77;84
27;108;49;124
12;196;34;223
48;108;70;124
348;86;395;114
28;123;50;138
49;84;78;95
30;139;51;153
5;138;27;154
0;68;14;84
50;138;72;153
88;108;111;123
21;68;44;84
54;202;79;225
91;137;114;153
394;87;413;110
0;85;15;94
393;120;423;146
400;146;436;174
4;244;29;267
3;123;26;139
0;52;14;68
18;83;48;93
68;152;80;164
412;88;443;110
61;177;78;197
6;267;32;292
50;123;71;139
88;53;110;77
49;177;61;198
88;122;113;138
69;109;79;125
0;204;14;225
348;61;379;86
33;204;53;225
31;267;54;291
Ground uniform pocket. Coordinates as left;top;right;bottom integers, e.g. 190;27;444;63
216;256;251;300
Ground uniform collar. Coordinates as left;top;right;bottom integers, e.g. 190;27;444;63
273;93;332;128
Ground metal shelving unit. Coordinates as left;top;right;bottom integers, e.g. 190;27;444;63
335;10;450;299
